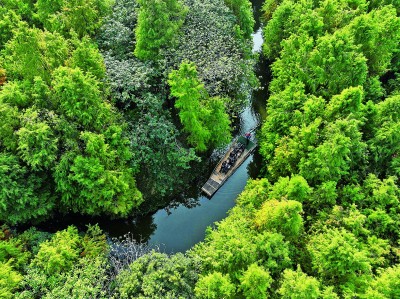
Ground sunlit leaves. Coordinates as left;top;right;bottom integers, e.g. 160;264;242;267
1;26;69;82
168;61;231;151
32;226;81;276
239;263;272;299
35;0;113;38
52;67;104;130
307;228;372;291
255;199;303;239
17;108;58;170
0;261;23;299
278;266;321;299
134;0;187;60
116;251;198;298
195;272;235;299
224;0;255;39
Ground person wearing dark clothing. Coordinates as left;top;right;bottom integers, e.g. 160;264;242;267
245;132;251;145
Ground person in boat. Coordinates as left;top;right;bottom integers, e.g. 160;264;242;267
236;148;243;158
245;132;251;145
221;161;228;173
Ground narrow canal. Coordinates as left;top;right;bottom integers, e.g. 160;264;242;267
37;0;269;254
102;1;268;253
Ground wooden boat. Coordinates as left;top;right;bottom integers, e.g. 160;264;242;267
201;135;257;197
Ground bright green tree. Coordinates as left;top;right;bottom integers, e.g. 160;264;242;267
134;0;187;60
16;108;58;170
268;175;312;203
369;95;400;177
255;199;303;239
0;8;22;49
168;61;231;151
1;26;69;82
224;0;255;39
203;97;231;148
168;61;209;151
195;272;236;299
35;0;113;37
278;266;321;299
0;261;22;299
51;66;106;130
307;228;372;292
32;226;81;276
239;263;272;299
67;36;106;80
0;238;30;270
55;130;142;217
116;251;198;298
0;102;19;151
363;265;400;299
348;6;400;76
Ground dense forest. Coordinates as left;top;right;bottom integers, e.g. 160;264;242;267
1;0;400;298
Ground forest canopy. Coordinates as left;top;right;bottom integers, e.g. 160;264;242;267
1;0;400;298
0;0;254;223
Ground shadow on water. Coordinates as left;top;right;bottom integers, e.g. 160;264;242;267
38;0;271;253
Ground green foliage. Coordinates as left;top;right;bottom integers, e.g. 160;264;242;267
169;0;255;105
81;224;108;258
239;263;272;299
168;61;231;151
134;0;187;60
116;251;198;299
1;26;69;82
190;179;294;297
51;66;106;129
32;226;81;275
0;7;22;49
348;6;400;76
129;93;199;199
0;102;19;151
236;178;270;208
40;257;108;299
97;0;139;59
364;265;400;299
278;266;321;299
255;199;303;239
262;0;323;60
307;228;372;292
0;238;30;270
0;152;55;225
0;261;23;299
67;36;106;80
16;225;109;299
194;272;235;299
224;0;255;39
35;0;113;38
16;227;52;256
168;61;210;151
268;175;312;203
369;95;400;177
55;131;142;217
325;86;364;121
16;108;58;170
203;97;231;148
